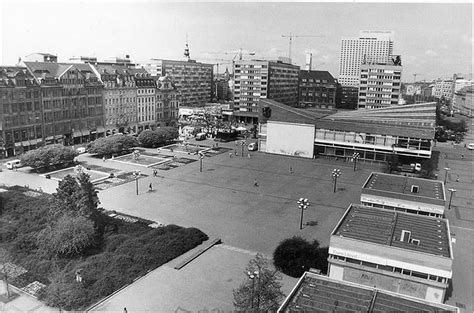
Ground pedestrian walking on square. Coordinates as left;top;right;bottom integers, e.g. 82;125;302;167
234;150;238;156
289;166;293;174
103;156;106;162
153;169;157;177
254;179;259;187
456;175;459;182
149;183;153;191
124;308;127;313
248;153;251;159
461;154;464;160
229;152;233;158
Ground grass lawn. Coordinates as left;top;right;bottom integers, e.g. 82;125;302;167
0;185;208;311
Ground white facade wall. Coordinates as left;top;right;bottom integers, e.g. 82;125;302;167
265;121;314;158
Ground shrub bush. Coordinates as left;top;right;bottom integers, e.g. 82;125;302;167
273;236;328;278
1;186;208;310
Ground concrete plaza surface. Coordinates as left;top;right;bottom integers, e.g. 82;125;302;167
89;244;299;312
97;143;382;254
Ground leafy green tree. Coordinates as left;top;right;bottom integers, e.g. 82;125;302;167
273;237;328;278
20;144;77;169
138;129;163;148
157;127;179;142
41;266;89;311
0;248;13;298
37;213;96;257
88;135;138;157
233;254;285;312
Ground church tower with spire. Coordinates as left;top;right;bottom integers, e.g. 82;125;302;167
184;34;191;61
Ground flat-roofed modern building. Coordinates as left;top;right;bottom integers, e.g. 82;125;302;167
278;272;459;312
328;204;453;303
361;172;446;217
339;31;394;87
358;59;402;109
144;59;213;108
257;99;436;161
233;59;300;123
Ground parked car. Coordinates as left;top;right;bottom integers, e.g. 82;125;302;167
398;163;421;173
468;143;474;150
76;147;87;154
248;142;258;151
195;133;207;141
5;159;22;170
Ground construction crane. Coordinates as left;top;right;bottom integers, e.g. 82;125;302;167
281;33;324;61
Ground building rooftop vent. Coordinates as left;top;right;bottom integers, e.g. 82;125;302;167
400;230;411;242
410;238;420;246
411;185;419;193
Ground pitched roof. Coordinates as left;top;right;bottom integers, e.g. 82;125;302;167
299;70;336;83
23;62;98;81
259;99;436;139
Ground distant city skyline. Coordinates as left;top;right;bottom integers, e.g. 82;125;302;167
1;1;472;82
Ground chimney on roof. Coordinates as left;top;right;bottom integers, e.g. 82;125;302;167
411;185;419;193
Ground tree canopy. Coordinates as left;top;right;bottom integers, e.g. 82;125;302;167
37;213;96;257
20;144;77;169
233;254;285;311
88;135;138;157
137;127;179;147
273;236;329;278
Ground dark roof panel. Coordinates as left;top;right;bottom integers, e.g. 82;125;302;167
333;205;451;258
279;273;459;313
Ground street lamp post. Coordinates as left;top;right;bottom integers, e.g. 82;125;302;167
448;188;456;210
297;198;310;230
332;169;342;193
198;152;205;172
443;167;450;184
352;152;360;171
247;270;259;310
241;140;246;157
132;170;141;195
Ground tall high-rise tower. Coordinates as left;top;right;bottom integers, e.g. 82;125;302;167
339;31;394;87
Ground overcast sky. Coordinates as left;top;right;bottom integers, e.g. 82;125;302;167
1;1;472;82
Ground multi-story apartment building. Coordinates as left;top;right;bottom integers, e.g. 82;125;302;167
328;204;453;303
24;62;105;145
358;58;402;109
156;75;179;126
433;79;454;100
145;59;213;108
134;71;157;132
453;85;473;117
233;59;299;123
0;67;43;157
91;64;138;135
298;70;337;109
339;31;394;87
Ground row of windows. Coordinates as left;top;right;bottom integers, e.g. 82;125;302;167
330;255;448;284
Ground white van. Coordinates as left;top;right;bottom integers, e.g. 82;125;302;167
6;159;21;170
76;147;87;154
